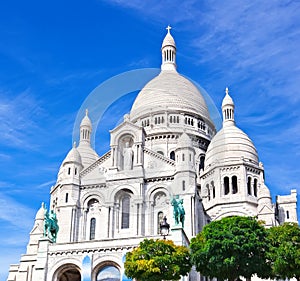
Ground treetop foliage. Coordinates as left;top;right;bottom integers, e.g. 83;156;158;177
124;238;191;281
267;222;300;281
190;216;271;281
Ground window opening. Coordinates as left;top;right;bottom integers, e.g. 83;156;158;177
253;179;258;197
121;196;130;229
232;176;238;194
224;177;230;195
247;177;252;195
90;218;96;240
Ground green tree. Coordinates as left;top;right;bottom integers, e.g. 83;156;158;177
190;216;271;281
267;222;300;281
124;238;192;281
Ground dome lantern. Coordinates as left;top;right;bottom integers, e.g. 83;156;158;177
161;25;176;71
80;109;92;145
222;87;235;126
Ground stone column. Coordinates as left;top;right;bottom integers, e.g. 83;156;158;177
31;237;50;281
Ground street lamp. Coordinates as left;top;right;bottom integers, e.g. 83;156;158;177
160;216;170;240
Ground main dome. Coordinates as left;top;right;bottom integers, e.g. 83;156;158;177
130;27;212;123
130;70;211;121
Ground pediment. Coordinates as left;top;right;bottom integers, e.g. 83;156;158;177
258;204;273;214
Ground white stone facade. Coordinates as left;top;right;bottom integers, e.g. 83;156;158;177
7;28;298;281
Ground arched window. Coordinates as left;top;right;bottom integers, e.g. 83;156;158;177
90;218;96;240
157;211;164;234
286;210;290;219
68;167;71;175
224;177;229;195
199;155;205;171
170;151;175;160
65;193;69;203
253;179;258;197
121;196;130;229
247;177;252;195
182;180;186;191
182;153;185;161
232;176;238;194
206;184;210;201
211;181;215;198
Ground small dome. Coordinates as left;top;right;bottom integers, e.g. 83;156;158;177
162;31;176;49
205;125;258;168
77;145;99;169
258;183;271;199
80;109;92;128
222;89;234;108
130;71;211;122
176;132;193;148
35;203;45;220
63;143;82;165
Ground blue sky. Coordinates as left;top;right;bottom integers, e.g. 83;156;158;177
1;0;300;279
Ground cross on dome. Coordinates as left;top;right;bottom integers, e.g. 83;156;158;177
166;25;172;34
225;87;229;95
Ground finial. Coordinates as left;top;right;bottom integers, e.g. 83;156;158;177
166;25;172;34
85;109;88;116
225;87;229;95
73;141;76;148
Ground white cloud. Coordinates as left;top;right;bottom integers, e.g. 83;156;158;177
36;180;56;189
0;193;35;230
0;89;45;150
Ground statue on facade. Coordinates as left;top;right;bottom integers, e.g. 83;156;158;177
171;196;185;228
123;142;133;170
44;206;59;243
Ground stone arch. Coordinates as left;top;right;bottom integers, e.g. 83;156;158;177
114;188;135;232
92;258;121;281
81;192;105;210
147;185;171;235
113;130;138;146
147;184;171;202
80;193;106;241
51;260;81;281
108;184;137;202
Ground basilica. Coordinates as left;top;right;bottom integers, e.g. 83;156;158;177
7;28;298;281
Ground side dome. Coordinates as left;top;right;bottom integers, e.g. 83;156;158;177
80;113;92;128
258;183;271;199
204;125;258;168
63;144;82;165
176;132;193;148
130;71;211;122
35;203;45;220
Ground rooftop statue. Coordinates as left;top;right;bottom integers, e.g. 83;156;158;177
171;196;185;228
43;205;59;243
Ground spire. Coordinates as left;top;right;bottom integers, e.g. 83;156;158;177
221;87;235;126
79;109;92;145
161;26;177;71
